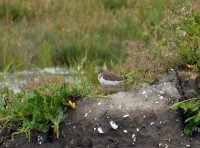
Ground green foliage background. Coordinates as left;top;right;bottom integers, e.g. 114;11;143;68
0;0;191;73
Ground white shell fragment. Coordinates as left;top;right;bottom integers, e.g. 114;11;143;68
97;127;104;133
165;144;168;148
119;105;122;109
84;113;88;117
110;121;118;129
124;130;128;133
71;139;73;144
142;91;146;94
159;91;164;94
123;114;129;118
37;135;44;145
150;122;154;125
132;134;136;143
136;128;139;132
98;102;101;105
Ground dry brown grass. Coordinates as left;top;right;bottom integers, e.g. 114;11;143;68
121;41;181;83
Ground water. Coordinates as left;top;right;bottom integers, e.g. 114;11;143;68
0;67;78;93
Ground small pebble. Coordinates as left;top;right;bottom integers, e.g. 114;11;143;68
150;122;154;125
124;130;128;133
136;128;139;132
98;102;101;105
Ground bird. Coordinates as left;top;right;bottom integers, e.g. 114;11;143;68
98;69;126;86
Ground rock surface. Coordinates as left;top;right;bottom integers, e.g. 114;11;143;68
2;69;200;148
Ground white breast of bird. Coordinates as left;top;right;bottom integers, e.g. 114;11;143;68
98;75;124;86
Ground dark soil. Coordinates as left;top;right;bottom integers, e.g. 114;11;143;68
1;64;200;148
175;64;200;100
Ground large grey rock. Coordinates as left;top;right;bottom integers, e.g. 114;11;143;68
60;69;196;148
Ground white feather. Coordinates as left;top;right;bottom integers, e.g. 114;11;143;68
98;74;124;86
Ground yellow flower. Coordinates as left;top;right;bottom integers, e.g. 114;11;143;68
69;100;76;110
186;64;195;69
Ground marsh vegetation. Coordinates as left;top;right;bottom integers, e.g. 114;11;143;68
0;0;199;143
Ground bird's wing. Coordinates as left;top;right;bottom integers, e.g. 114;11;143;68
103;72;124;81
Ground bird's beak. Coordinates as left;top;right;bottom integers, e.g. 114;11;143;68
69;100;76;109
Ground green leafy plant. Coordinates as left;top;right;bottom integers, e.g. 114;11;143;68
0;78;96;141
171;97;200;136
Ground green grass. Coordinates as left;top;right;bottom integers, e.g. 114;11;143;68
0;0;190;73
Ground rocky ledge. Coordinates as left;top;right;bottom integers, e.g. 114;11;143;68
2;69;200;148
